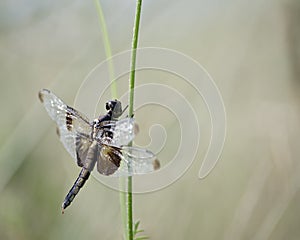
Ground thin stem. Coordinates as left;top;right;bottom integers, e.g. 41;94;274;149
128;0;142;117
119;177;127;240
93;0;118;98
127;0;143;239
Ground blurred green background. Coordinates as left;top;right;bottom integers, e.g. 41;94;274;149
1;0;300;239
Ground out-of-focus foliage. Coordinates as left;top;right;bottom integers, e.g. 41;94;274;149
0;0;300;239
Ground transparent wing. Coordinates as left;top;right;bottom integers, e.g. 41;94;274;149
96;118;137;146
39;89;92;161
97;145;160;177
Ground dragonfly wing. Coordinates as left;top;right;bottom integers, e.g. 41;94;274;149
39;89;92;163
76;135;92;167
112;145;160;177
111;118;137;146
97;145;122;176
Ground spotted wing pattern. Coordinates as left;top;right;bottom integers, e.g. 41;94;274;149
39;89;160;176
95;118;159;176
96;143;159;177
117;145;159;176
97;145;122;175
39;89;92;163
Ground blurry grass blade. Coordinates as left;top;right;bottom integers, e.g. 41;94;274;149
93;0;117;98
0;104;50;192
0;39;96;193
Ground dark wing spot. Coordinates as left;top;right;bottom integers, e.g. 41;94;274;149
107;149;121;168
134;123;140;135
66;114;73;131
56;127;60;137
38;91;44;103
97;146;122;176
38;89;50;103
153;159;160;170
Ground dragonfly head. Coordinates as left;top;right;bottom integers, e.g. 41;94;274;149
106;99;122;118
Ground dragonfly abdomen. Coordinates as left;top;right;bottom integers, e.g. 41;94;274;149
61;167;90;213
61;141;98;213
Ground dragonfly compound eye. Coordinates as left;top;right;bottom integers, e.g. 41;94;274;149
105;101;112;110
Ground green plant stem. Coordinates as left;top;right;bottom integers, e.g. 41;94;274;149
93;0;117;98
94;0;143;239
128;0;142;117
119;177;127;240
127;0;143;239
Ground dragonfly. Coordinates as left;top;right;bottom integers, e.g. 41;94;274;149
38;89;160;213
